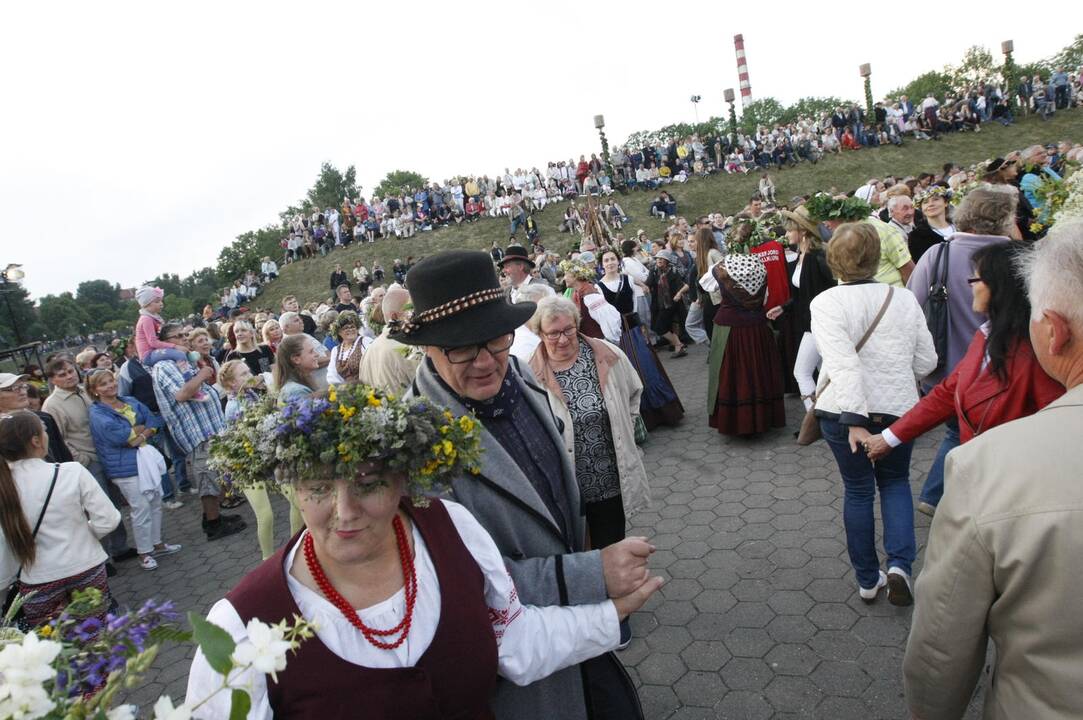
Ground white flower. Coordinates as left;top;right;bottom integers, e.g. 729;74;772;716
0;682;55;720
0;632;62;686
153;695;193;720
231;619;292;682
107;705;138;720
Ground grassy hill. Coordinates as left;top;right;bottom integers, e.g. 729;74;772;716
259;111;1083;310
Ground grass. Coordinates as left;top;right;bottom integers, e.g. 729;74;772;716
259;111;1083;310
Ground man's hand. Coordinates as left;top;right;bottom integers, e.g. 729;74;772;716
612;575;664;620
864;433;892;461
600;537;655;598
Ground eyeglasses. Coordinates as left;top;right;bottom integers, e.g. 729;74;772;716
0;384;28;393
966;276;983;285
542;326;577;342
441;334;515;364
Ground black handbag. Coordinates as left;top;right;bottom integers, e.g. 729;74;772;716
922;241;951;370
2;464;60;624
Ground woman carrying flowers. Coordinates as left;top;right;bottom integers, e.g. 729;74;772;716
190;384;661;718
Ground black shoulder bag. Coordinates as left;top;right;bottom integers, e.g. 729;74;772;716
922;241;951;370
2;463;61;622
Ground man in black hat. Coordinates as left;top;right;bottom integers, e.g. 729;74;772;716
497;244;548;302
394;250;655;720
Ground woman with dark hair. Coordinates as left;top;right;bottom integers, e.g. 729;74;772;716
597;249;684;429
1;410;121;628
865;243;1063;465
691;227;724;341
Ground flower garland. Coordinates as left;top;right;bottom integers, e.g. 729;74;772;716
210;383;483;499
803;193;872;222
1051;165;1083;226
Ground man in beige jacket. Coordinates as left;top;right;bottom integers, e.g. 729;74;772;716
904;219;1083;719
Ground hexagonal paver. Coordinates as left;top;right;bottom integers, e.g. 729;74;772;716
635;651;687;685
765;643;821;676
809;629;867;662
807;602;860;630
765;614;817;644
724;627;774;658
646;625;694;654
810;660;873;698
765;676;825;714
680;640;732;672
673;671;725;707
766;590;815;616
715;690;773;720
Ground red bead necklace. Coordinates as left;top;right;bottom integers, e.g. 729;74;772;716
302;515;418;650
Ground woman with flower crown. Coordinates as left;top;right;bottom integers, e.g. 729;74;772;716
705;218;787;436
188;384;662;718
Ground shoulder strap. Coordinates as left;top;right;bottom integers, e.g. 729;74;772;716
855;286;895;352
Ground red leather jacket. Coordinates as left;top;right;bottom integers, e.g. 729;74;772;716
889;329;1063;444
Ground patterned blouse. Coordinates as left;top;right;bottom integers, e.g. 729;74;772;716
553;338;620;504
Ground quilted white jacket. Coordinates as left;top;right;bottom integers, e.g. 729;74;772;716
811;282;938;423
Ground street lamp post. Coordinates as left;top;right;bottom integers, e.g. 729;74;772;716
860;63;874;120
724;88;738;140
0;263;26;345
690;95;702;124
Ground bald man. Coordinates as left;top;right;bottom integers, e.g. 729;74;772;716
357;284;422;394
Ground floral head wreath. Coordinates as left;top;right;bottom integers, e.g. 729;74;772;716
914;185;952;206
559;258;597;282
330;310;361;339
208;384;483;501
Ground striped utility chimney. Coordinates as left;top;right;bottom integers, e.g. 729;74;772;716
734;34;752;106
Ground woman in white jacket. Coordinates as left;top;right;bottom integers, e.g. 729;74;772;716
1;410;121;628
811;223;937;608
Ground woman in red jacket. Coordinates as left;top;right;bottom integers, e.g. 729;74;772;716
864;243;1063;513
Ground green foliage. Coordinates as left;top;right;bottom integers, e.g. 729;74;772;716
1048;33;1083;71
76;279;122;311
0;284;40;345
217;226;282;285
189;610;236;676
373;169;429;200
779;97;850;125
738;97;786;134
37;292;92;339
230;689;252;720
306;162;361;210
951;45;997;91
888;69;955;103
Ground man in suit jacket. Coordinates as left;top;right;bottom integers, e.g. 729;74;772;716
903;220;1083;719
394;250;659;720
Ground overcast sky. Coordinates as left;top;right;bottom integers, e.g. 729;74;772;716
2;1;1071;299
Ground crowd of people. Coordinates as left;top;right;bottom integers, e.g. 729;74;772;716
2;123;1082;718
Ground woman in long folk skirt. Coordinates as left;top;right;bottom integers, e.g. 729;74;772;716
597;248;684;429
707;222;787;436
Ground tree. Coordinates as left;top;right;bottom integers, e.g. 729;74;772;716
0;285;40;345
306;162;361;210
75;279;122;312
950;45;997;94
738;98;785;134
36;293;92;340
373;170;428;200
888;69;954;103
780;97;850;125
216;226;282;284
1048;33;1083;72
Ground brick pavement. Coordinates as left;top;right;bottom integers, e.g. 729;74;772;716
110;342;982;718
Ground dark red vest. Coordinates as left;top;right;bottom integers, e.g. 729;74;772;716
227;499;498;719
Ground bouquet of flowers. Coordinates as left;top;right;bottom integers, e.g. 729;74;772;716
212;384;484;501
1051;164;1083;225
207;394;280;491
0;589;314;720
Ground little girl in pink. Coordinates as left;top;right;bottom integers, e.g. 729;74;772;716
133;286;206;400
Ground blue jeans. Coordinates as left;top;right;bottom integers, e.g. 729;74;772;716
918;417;960;507
821;417;916;589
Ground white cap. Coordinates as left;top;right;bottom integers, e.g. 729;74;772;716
0;373;29;389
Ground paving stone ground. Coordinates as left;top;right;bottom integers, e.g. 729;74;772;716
111;342;985;717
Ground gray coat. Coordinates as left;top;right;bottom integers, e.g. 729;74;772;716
410;357;634;720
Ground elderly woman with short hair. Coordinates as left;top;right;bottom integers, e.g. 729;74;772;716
812;222;938;606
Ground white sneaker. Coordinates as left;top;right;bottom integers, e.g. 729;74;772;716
162;499;184;510
887;567;914;607
153;543;182;556
140;555;158;571
859;570;887;604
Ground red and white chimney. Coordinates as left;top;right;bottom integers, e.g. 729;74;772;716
734;34;752;106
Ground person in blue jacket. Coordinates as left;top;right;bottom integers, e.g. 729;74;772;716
86;369;181;571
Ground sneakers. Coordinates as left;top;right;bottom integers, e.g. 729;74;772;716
162;499;184;510
858;571;887;604
916;501;937;517
617;619;632;651
887;568;914;607
140;555;158;571
153;543;182;556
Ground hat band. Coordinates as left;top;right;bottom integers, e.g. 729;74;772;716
399;287;507;337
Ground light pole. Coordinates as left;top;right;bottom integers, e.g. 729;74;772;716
690;95;702;124
724;88;738;139
860;63;874;120
1;263;26;345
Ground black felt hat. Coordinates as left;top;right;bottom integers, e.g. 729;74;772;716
389;250;536;347
497;245;535;269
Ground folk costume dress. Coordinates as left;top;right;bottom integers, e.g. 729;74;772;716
186;499;619;719
598;274;684;429
707;254;787;436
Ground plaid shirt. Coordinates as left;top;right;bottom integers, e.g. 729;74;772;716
152;362;224;455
